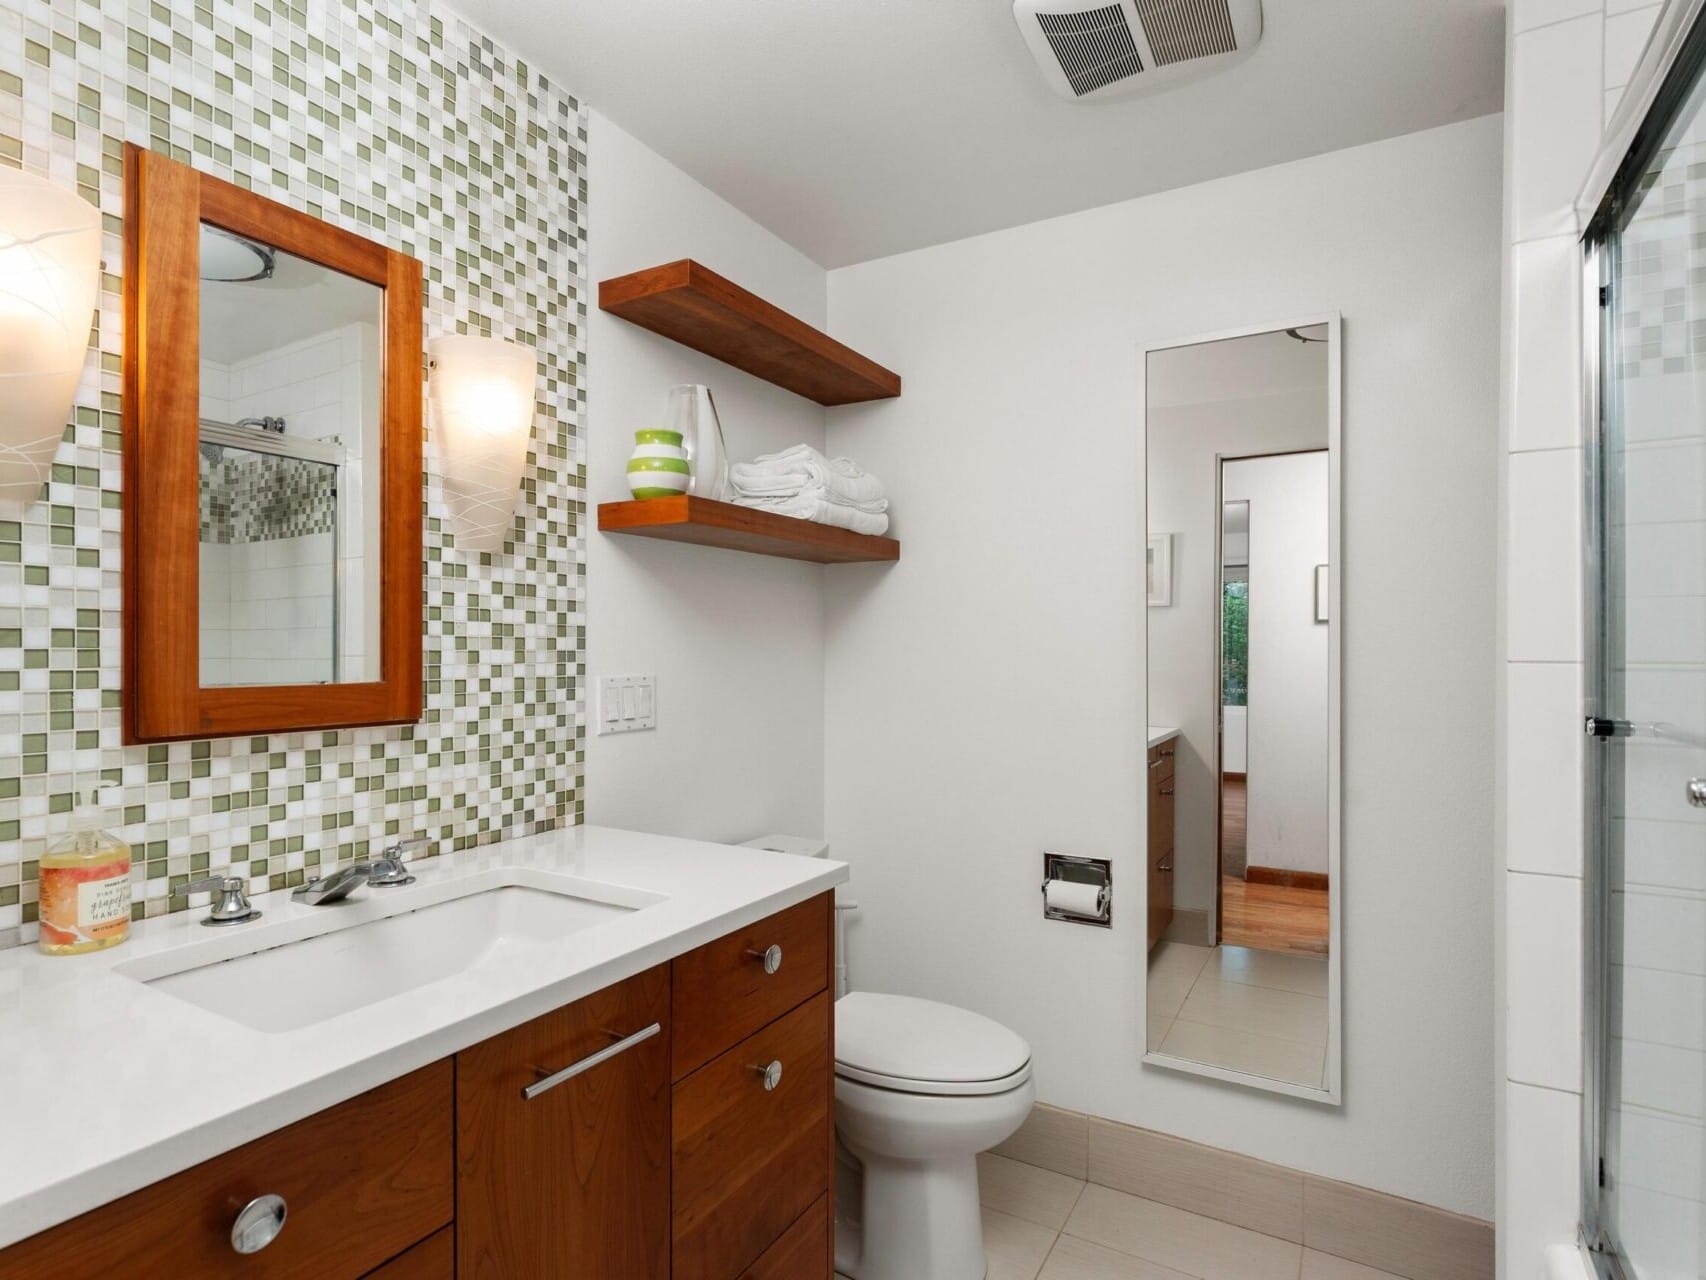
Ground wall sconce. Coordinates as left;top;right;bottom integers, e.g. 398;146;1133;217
0;169;101;510
427;334;538;554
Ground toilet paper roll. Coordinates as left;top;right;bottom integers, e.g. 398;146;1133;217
1044;878;1104;918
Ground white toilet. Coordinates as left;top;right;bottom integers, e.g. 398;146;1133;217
737;836;1035;1279
832;991;1035;1280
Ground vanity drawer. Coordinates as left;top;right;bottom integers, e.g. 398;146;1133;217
672;892;831;1080
362;1226;453;1280
739;1194;831;1279
0;1060;453;1279
672;991;833;1280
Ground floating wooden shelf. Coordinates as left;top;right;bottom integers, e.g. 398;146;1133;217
598;496;900;565
598;260;901;406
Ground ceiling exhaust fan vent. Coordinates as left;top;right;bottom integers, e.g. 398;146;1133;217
1134;0;1237;66
1013;0;1262;102
1036;5;1145;97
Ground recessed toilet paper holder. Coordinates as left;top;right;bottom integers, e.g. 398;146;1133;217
1041;852;1112;928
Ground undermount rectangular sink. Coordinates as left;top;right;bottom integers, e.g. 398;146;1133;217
130;885;636;1033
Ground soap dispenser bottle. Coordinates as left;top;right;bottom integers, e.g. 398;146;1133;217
38;784;132;955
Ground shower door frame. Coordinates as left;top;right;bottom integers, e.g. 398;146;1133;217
1576;1;1706;1271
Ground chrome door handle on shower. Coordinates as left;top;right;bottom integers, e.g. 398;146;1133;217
1688;779;1706;809
523;1022;661;1100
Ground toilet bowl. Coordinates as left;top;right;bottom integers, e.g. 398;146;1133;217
833;991;1035;1280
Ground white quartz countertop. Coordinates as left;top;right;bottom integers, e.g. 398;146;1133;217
1147;726;1180;748
0;824;847;1248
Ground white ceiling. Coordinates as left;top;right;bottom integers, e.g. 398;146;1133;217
460;0;1506;268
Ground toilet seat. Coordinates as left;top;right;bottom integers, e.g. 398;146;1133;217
834;991;1033;1097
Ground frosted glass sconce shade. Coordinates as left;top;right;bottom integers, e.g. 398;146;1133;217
0;169;101;510
428;334;538;554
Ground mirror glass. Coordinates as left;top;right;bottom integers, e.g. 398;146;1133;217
1143;321;1339;1100
197;225;384;686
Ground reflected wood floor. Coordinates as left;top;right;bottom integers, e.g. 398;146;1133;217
1221;777;1329;956
1222;874;1329;956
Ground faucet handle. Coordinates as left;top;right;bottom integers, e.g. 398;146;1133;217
179;875;261;928
368;836;430;888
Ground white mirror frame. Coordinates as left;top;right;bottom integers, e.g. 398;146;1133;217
1138;312;1343;1106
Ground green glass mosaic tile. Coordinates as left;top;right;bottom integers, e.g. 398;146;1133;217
0;0;588;949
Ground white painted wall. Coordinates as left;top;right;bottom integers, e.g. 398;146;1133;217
1224;451;1330;877
1148;387;1328;917
1222;705;1247;773
586;111;829;843
823;116;1501;1216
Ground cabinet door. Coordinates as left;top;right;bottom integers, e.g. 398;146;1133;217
1147;753;1164;950
457;964;671;1279
1156;770;1175;936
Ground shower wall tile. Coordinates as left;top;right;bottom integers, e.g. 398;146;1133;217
1506;870;1583;1093
1509;13;1604;241
1502;1083;1581;1280
0;0;590;948
1511;235;1583;454
1603;4;1661;91
1505;661;1583;877
1506;448;1584;663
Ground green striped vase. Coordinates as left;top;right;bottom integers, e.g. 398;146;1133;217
627;429;690;499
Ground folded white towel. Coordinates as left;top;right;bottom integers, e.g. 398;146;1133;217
735;487;891;537
730;444;887;508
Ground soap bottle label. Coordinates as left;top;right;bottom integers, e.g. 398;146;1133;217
76;873;131;936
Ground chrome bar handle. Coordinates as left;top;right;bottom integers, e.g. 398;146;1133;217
523;1022;662;1100
1688;779;1706;809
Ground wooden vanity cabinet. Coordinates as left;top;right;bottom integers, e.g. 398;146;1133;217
671;893;835;1280
455;963;672;1279
1147;740;1176;951
0;892;836;1280
0;1061;454;1280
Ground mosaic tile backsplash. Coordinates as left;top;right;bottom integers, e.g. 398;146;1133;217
0;0;590;948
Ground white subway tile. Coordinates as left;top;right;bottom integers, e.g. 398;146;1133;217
1501;1082;1580;1280
1621;439;1706;525
1617;1185;1705;1276
1617;964;1705;1051
1508;448;1584;662
1604;5;1662;89
1618;818;1706;892
1511;16;1604;241
1507;661;1584;876
1512;236;1584;453
1511;0;1598;31
1507;870;1583;1092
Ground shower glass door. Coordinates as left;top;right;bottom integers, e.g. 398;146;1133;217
1592;42;1706;1277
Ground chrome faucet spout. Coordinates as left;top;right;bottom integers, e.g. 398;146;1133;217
291;863;372;906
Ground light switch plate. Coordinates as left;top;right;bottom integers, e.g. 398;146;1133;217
598;675;656;734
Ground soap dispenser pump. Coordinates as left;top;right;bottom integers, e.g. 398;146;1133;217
38;783;132;955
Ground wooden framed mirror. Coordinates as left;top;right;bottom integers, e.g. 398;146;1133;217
122;146;423;743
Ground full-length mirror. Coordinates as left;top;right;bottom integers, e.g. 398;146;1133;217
1142;317;1341;1103
124;145;422;742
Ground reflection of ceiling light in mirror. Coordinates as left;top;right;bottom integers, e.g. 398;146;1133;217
428;335;538;555
199;225;276;282
0;168;101;511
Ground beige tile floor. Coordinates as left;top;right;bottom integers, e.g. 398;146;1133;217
973;1153;1403;1280
1146;941;1329;1089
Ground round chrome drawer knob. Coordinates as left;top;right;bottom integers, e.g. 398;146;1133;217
748;943;783;975
230;1193;287;1254
757;1059;783;1092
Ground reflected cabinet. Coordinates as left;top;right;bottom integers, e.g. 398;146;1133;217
122;146;423;742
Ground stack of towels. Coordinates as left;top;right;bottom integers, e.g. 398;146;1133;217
730;444;890;536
